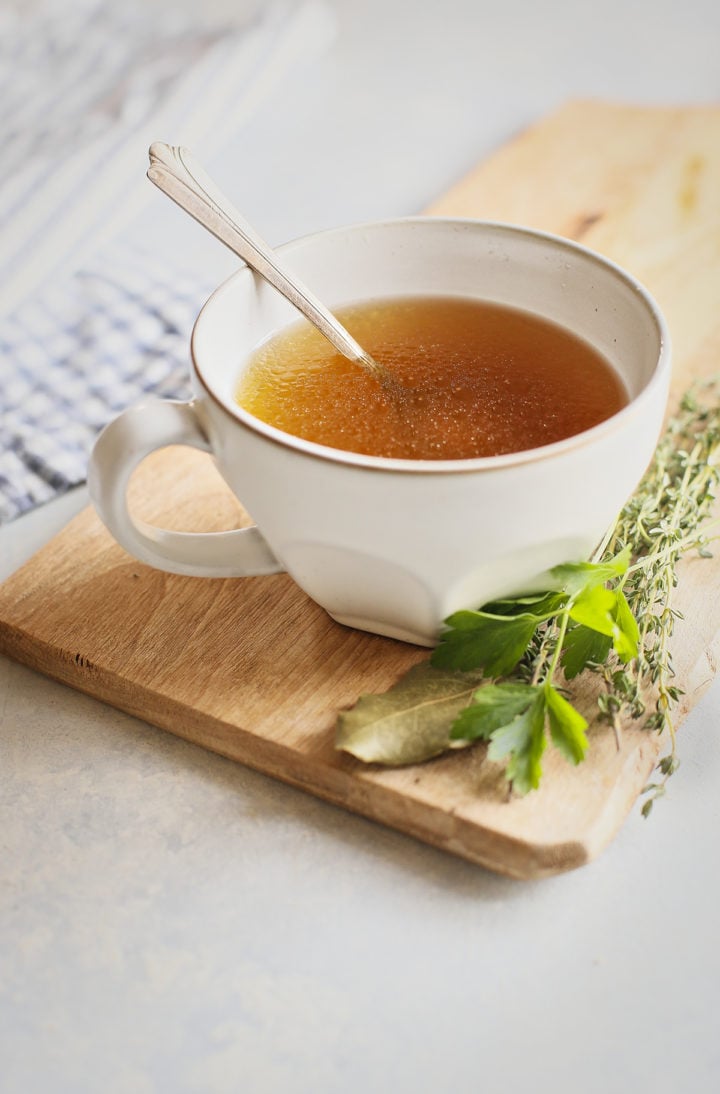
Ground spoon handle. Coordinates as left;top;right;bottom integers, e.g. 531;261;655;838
147;143;378;372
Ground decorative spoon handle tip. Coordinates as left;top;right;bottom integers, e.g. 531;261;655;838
146;142;390;382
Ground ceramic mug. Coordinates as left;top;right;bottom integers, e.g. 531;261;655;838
88;218;670;646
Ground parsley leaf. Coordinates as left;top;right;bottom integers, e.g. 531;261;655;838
561;625;613;679
431;609;539;675
612;590;640;662
568;585;617;635
551;546;631;596
450;683;539;741
481;592;568;618
487;692;547;795
568;586;639;663
545;684;588;764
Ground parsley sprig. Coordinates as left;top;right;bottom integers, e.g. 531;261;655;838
430;548;637;794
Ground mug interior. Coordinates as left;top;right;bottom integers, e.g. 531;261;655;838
191;218;669;469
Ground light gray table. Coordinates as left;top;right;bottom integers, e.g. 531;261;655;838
3;2;720;1091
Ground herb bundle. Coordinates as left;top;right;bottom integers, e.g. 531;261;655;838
336;380;720;806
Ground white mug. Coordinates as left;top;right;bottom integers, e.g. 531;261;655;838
88;218;670;646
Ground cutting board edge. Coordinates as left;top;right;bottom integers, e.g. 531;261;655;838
0;619;662;880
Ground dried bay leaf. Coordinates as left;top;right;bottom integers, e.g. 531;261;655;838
336;663;485;766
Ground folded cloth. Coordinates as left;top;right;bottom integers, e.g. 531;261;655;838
0;246;210;523
0;0;334;523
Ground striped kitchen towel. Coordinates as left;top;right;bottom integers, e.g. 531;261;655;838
0;0;334;523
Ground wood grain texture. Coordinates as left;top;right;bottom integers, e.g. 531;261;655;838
2;101;720;878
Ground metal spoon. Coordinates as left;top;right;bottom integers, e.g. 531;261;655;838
147;143;389;383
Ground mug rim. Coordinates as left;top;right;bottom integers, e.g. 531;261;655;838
190;216;671;474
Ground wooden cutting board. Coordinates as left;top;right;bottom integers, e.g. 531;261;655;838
3;101;720;879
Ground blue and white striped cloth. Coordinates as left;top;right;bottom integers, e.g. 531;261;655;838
0;0;334;523
0;246;209;521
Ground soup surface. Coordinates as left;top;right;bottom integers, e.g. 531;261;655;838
235;296;628;460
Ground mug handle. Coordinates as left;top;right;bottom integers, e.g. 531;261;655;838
87;399;284;578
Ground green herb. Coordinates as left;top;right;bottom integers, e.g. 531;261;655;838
337;550;637;796
335;663;483;765
336;379;720;805
592;380;720;813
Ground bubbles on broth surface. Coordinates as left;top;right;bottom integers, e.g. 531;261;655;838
235;296;628;460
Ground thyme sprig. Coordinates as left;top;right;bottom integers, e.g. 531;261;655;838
593;381;720;813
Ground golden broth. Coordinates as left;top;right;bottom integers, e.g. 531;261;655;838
235;296;628;460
